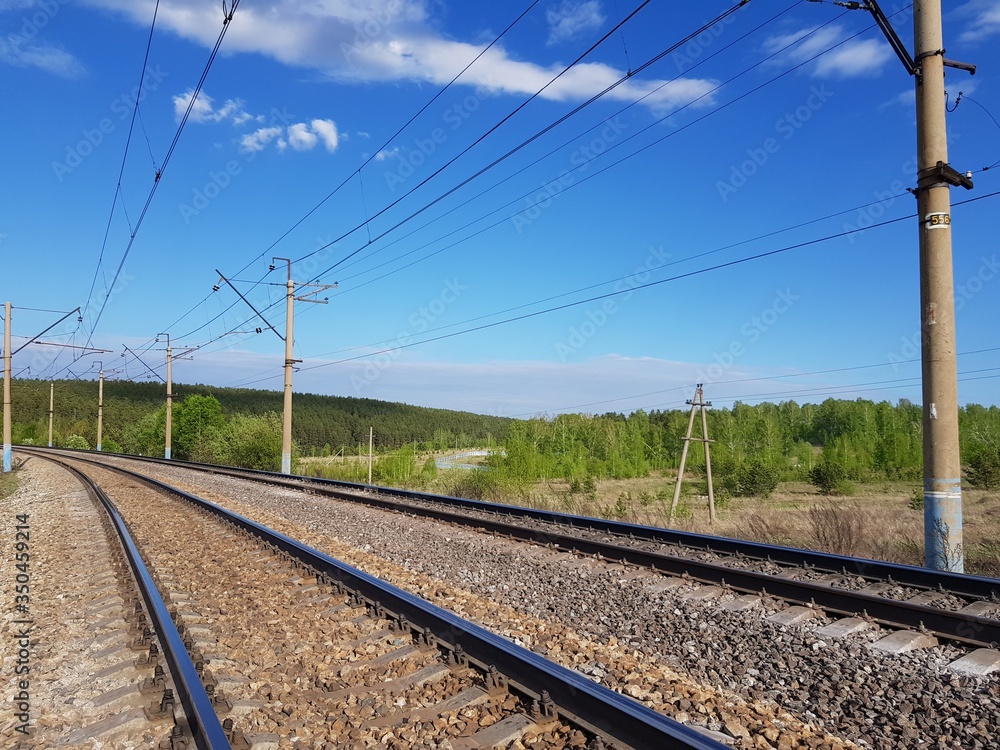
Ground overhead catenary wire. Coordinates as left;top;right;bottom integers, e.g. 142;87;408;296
163;0;769;354
83;0;243;347
283;5;856;301
202;1;837;355
157;0;545;345
141;2;952;388
216;188;1000;391
80;0;161;337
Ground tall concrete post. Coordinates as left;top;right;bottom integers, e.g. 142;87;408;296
915;0;963;571
48;380;54;448
165;343;173;460
97;367;104;452
282;275;294;475
3;302;11;473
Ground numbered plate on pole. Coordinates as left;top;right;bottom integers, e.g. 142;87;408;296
925;212;951;230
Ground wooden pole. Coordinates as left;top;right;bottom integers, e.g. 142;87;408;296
700;390;716;524
669;395;698;519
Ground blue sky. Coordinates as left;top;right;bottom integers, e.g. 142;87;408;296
2;0;999;417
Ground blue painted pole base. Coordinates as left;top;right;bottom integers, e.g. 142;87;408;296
924;479;964;573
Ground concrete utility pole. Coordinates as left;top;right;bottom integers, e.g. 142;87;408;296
97;363;105;452
48;381;54;448
216;264;334;475
3;302;11;473
280;261;295;476
820;0;976;570
368;426;373;485
160;334;173;460
269;258;335;475
913;0;972;572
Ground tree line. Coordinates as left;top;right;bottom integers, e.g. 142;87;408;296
8;378;510;469
475;398;1000;498
9;377;1000;491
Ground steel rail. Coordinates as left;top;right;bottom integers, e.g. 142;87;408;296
39;455;232;750
46;450;728;750
36;449;1000;645
53;447;1000;602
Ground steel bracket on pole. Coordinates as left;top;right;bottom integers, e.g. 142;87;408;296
915;161;974;193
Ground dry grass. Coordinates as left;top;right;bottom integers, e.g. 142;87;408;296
478;472;998;576
0;467;18;500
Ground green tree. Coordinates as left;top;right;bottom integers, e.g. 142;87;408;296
173;394;225;460
203;412;290;471
966;445;1000;489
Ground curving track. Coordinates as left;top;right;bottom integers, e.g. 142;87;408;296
16;450;729;750
14;448;1000;748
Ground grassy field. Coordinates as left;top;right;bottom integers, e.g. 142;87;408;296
300;452;1000;576
502;474;1000;577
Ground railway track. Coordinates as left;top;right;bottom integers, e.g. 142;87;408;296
55;449;1000;652
17;448;1000;747
15;450;730;749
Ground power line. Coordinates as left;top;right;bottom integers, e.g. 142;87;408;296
148;3;933;377
216;191;996;391
81;0;161;336
168;2;825;359
158;0;545;346
169;1;766;358
288;1;751;273
83;0;243;346
285;6;857;299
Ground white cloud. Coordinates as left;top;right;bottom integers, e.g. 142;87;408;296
764;24;892;78
956;0;1000;43
0;36;83;78
375;147;400;161
239;120;340;154
813;38;892;78
83;0;717;114
287;121;318;150
240;126;282;152
546;0;604;45
173;89;250;123
311;119;339;151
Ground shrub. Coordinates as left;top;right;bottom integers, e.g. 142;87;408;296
64;435;90;450
966;446;1000;489
809;458;848;495
449;470;525;503
421;457;437;480
723;458;781;498
808;502;866;556
908;488;924;510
